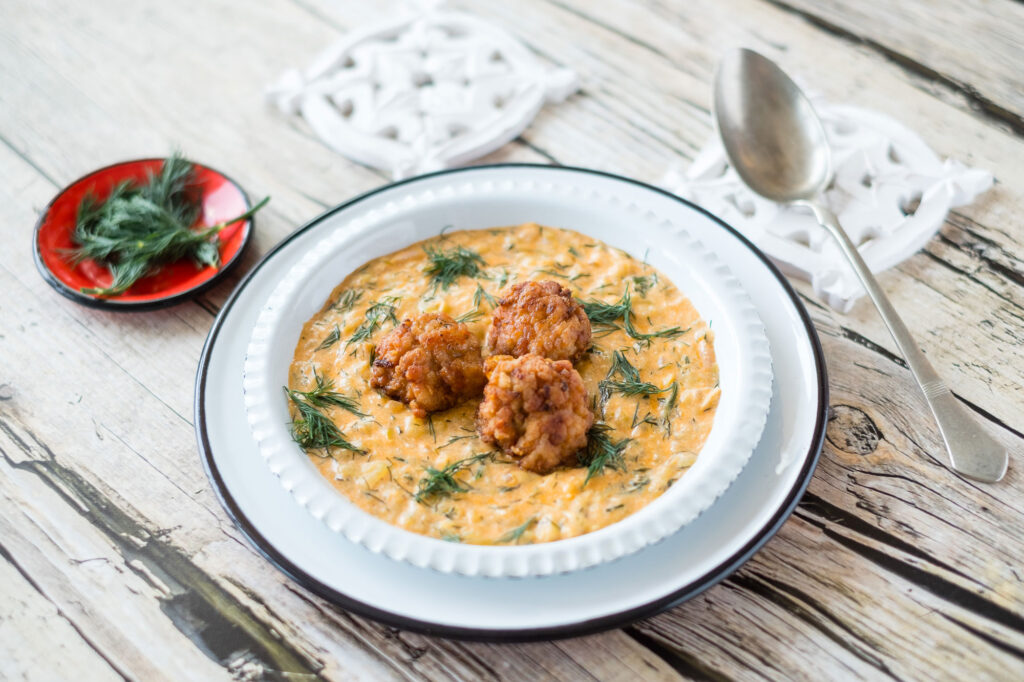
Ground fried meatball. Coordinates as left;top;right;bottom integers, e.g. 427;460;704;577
477;354;594;474
485;280;591;363
370;313;486;417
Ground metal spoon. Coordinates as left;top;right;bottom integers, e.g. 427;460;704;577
713;48;1008;482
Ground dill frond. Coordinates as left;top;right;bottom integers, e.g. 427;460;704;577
631;273;658;296
331;288;363;313
579;422;631;487
473;282;498;308
414;453;490;503
348;296;400;345
70;153;269;296
496;517;536;544
579;286;686;344
423;243;486;291
284;380;366;456
598;350;666;405
455;308;484;324
315;325;341;351
660;381;679;435
290;370;368;417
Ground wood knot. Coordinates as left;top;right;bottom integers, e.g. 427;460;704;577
827;404;881;455
0;384;13;400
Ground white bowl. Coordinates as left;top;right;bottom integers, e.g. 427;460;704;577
242;168;773;578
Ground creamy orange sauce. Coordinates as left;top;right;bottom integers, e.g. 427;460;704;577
289;223;719;545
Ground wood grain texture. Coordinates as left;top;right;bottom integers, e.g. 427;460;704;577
1;0;1022;679
767;0;1024;132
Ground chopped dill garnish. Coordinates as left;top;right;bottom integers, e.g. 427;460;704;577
580;289;631;328
415;453;491;503
660;381;679;435
568;246;581;257
315;325;341;351
289;370;368;417
496;268;512;290
535;268;589;282
441;532;463;543
284;380;366;455
348;296;400;345
473;282;498;308
426;415;436;442
599;350;666;405
331;288;363;313
423;244;486;291
455;308;484;324
579;422;631;487
625;315;686;344
496;516;536;544
579;286;686;344
437;434;478;450
631;273;658;297
624;475;650;493
630;402;659;429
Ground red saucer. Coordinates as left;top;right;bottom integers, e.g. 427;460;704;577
33;158;254;311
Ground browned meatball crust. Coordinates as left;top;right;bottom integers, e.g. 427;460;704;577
477;354;594;474
485;280;592;363
370;313;486;417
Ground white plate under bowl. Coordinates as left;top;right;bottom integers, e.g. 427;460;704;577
196;165;827;639
242;168;773;577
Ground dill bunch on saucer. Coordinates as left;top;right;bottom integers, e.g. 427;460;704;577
69;153;268;297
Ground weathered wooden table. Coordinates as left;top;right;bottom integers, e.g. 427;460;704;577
3;0;1022;679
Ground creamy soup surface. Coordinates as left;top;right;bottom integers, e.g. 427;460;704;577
288;223;719;545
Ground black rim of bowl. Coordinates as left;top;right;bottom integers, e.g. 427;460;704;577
194;163;829;642
32;157;255;312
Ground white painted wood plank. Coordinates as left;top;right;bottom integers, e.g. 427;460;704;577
0;556;124;682
770;0;1024;126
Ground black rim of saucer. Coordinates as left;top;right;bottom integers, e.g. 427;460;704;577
32;157;255;312
194;164;829;642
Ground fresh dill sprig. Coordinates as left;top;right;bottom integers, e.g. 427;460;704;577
331;288;363;313
495;268;512;290
631;273;658;297
660;381;679;435
423;243;486;291
473;282;498;308
69;153;269;296
415;453;491;503
455;308;484;324
437;434;478;450
535;268;589;282
599;350;666;405
579;286;686;344
315;325;341;351
623;314;686;344
580;289;632;330
630;402;659;429
284;382;366;455
496;517;537;544
348;296;400;345
454;283;498;323
290;370;368;417
579;422;631;487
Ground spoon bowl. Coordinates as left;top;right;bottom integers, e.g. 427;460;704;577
714;49;830;203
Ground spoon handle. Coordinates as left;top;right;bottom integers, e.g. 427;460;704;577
807;202;1008;482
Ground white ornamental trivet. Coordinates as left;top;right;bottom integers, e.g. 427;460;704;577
664;103;993;312
268;8;577;179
